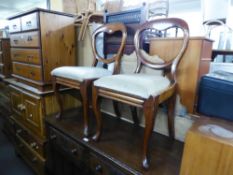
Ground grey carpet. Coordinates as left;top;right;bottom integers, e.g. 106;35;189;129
0;117;35;175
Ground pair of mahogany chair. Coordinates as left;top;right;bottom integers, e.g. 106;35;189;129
51;18;189;169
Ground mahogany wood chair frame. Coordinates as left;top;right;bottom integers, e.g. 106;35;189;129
52;23;127;136
92;18;189;168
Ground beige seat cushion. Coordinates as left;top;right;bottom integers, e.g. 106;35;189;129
94;74;170;98
51;66;112;82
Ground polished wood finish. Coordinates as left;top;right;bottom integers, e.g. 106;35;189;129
0;38;11;78
92;18;189;169
11;48;41;64
45;109;184;175
53;23;127;136
9;9;76;90
180;116;233;175
150;37;213;113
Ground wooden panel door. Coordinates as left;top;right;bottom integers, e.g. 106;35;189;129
10;88;24;121
24;94;43;137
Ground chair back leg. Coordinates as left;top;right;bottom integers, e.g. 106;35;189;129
92;86;102;141
167;94;176;140
113;101;121;118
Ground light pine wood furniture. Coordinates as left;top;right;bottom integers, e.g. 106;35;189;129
51;23;127;136
180;116;233;175
150;37;213;114
92;18;189;169
0;38;11;78
9;8;76;91
7;8;78;175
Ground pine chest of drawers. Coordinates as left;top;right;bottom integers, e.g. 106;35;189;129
0;38;11;78
9;8;76;91
7;8;79;175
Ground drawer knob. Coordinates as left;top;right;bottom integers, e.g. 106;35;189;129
31;157;37;163
29;114;33;118
27;36;33;41
13;39;18;44
13;24;17;29
95;165;103;173
71;148;77;154
50;134;57;140
26;21;32;26
16;129;22;134
30;142;37;148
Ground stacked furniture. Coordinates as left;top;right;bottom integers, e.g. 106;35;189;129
0;38;11;78
7;8;78;175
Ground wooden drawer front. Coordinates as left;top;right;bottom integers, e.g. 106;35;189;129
21;12;38;31
10;89;24;119
89;153;123;175
11;48;41;64
24;94;42;135
9;18;21;33
16;133;45;175
28;65;42;81
10;31;40;47
49;127;84;161
13;62;29;78
13;62;42;81
15;123;44;157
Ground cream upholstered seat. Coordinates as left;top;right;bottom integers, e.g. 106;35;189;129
51;66;112;82
51;23;127;136
92;18;189;169
94;74;170;98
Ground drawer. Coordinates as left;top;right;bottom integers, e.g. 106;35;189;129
89;153;123;175
49;127;85;163
11;48;41;64
10;88;24;120
23;94;42;136
13;62;29;78
13;62;42;81
9;18;21;33
15;122;44;157
16;133;45;175
21;12;39;31
10;31;40;47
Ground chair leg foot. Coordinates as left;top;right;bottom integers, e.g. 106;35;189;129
142;157;149;169
92;86;102;142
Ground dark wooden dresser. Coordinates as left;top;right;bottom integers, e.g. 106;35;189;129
6;8;79;175
0;38;11;78
45;109;184;175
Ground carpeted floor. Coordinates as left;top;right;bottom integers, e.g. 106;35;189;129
0;117;35;175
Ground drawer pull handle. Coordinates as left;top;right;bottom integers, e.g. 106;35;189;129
31;157;37;163
95;165;103;173
26;21;32;26
17;104;26;111
30;142;38;149
27;55;33;59
71;148;77;154
13;39;18;44
13;24;17;29
30;71;35;76
16;129;22;134
27;36;33;41
50;134;57;140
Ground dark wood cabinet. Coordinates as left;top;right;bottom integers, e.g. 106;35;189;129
0;38;11;78
45;110;184;175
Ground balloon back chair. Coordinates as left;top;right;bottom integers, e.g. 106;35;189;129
92;18;189;168
51;23;127;136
